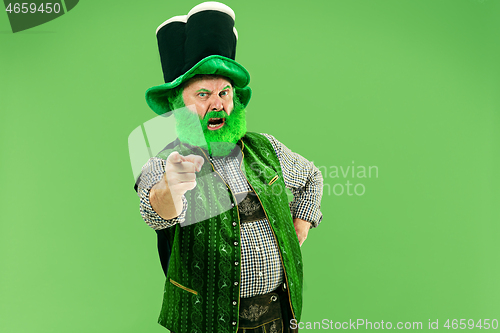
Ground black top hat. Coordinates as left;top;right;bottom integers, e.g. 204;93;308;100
145;2;251;115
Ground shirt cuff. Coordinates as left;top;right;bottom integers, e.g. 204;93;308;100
139;188;187;230
290;194;322;228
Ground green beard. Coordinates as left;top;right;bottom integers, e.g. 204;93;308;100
171;90;247;156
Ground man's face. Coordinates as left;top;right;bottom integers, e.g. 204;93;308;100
172;75;247;156
182;76;234;131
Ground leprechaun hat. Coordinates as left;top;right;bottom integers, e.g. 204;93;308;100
145;2;251;115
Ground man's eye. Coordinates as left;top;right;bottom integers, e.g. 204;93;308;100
220;91;228;97
198;92;207;97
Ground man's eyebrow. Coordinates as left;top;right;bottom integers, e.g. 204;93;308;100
195;88;211;93
222;85;231;90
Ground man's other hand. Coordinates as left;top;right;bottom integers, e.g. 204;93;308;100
293;218;311;246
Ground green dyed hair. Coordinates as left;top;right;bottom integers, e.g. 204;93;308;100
166;86;185;111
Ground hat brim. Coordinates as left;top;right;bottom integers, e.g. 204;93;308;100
146;55;251;115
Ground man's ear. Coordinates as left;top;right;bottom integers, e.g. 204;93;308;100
232;89;244;111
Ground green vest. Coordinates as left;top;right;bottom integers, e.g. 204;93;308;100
156;132;303;333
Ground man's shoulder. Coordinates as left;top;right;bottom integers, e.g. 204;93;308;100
243;132;275;144
156;138;181;158
241;132;282;161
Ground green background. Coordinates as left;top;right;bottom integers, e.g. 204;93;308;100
1;0;499;332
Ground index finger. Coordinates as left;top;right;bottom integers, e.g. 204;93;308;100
166;151;184;165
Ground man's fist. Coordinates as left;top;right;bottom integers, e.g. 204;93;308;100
293;218;311;246
150;152;204;220
165;151;205;197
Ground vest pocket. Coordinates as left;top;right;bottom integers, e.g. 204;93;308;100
169;278;198;295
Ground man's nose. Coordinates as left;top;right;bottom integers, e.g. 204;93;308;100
209;95;223;111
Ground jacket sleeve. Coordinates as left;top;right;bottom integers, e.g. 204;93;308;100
135;157;187;230
261;133;323;227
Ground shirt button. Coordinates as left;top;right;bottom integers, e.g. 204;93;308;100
231;203;235;207
234;281;238;286
234;262;239;266
232;321;237;326
258;272;263;277
255;246;260;251
248;223;253;227
232;301;237;305
234;241;238;246
232;222;237;226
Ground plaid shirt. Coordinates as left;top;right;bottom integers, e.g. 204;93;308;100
136;133;323;298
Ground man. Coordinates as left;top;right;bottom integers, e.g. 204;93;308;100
134;3;323;332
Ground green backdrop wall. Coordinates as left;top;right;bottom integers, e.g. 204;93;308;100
1;0;499;332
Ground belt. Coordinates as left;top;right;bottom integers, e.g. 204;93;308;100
238;284;292;332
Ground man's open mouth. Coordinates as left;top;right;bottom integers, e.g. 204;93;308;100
207;117;225;130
